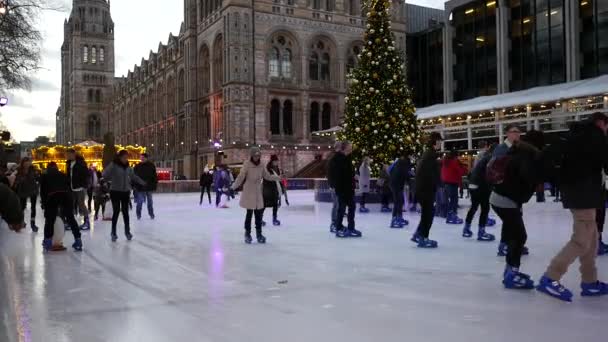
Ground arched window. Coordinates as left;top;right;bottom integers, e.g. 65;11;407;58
322;103;331;130
199;45;210;96
91;46;97;64
87;89;93;103
269;48;280;78
283;100;293;136
282;49;292;79
100;47;105;63
95;89;102;103
83;46;89;63
88;115;101;138
309;40;332;82
268;35;295;80
178;70;185;108
310;102;320;132
346;43;362;75
213;35;224;90
270;99;281;135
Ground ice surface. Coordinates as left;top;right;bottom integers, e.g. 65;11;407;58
1;191;607;342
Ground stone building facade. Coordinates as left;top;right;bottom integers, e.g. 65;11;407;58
108;0;407;178
56;0;115;145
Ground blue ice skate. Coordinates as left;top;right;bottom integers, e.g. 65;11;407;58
273;219;281;226
359;207;370;213
462;223;473;238
335;228;349;238
446;213;463;225
381;206;392;213
397;217;409;226
417;238;438;248
72;238;83;251
486;217;497;227
257;234;267;244
409;205;417;213
390;217;405;229
536;276;573;302
347;228;363;238
330;223;336;233
502;266;534;289
42;238;52;252
126;233;133;241
244;233;253;244
477;227;495;242
598;240;608;256
497;242;508;256
111;234;118;242
581;281;608;297
411;232;422;244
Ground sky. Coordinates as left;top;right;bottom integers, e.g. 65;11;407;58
0;0;445;142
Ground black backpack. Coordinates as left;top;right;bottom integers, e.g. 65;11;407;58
539;136;568;184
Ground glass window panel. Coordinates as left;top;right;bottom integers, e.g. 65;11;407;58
269;48;279;78
270;100;280;135
310;102;320;132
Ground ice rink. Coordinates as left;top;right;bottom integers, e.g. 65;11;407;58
1;190;607;342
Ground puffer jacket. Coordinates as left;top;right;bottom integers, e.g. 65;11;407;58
102;160;145;192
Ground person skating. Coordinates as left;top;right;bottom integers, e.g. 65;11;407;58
0;183;25;232
94;178;110;221
199;167;213;205
13;157;40;232
39;162;83;252
328;141;362;238
358;157;372;213
103;150;146;242
377;164;392;212
66;148;91;230
389;152;411;228
231;147;281;244
86;165;98;212
462;143;496;242
262;155;285;226
598;175;608;255
537;113;608;301
214;167;231;208
489;129;544;290
134;153;158;220
412;132;442;248
441;150;466;224
327;141;342;233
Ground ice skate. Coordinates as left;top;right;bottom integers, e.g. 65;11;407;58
126;233;133;241
411;232;422;244
477;227;495;242
359;207;370;213
261;221;267;227
257;234;267;244
397;217;409;226
272;219;281;226
462;223;473;238
598;240;608;256
42;238;52;252
330;223;336;233
381;206;392;213
446;213;463;225
335;228;349;238
497;242;508;256
347;228;362;238
111;234;118;242
580;281;608;297
536;276;573;302
80;219;90;231
72;238;83;251
502;266;534;290
486;217;497;227
390;217;405;229
244;233;253;244
417;238;438;248
30;221;39;233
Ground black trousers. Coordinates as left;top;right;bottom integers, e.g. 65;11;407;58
336;194;356;230
598;191;606;237
20;194;37;221
392;187;404;218
87;188;93;211
200;185;212;204
110;191;131;236
492;206;527;268
215;191;222;206
381;188;391;207
244;209;264;235
360;193;368;207
94;198;106;218
417;197;435;238
465;188;490;227
44;192;81;240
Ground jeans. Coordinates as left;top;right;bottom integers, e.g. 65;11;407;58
546;209;598;283
445;183;459;215
465;188;490;227
135;191;154;218
492;206;527;268
336;194;356;230
110;191;131;236
215;191;223;207
19;194;37;221
244;209;264;235
392;187;404;218
200;185;212;204
417;197;435;238
43;192;81;240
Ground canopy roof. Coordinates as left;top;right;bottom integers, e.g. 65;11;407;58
415;75;608;120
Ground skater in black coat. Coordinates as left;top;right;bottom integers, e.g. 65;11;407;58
389;153;411;228
40;162;82;251
463;142;496;241
133;153;158;220
199;168;213;205
328;141;361;238
263;155;284;226
413;132;443;248
0;183;24;231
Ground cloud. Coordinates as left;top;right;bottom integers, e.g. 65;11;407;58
4;94;34;109
31;78;60;92
22;115;55;128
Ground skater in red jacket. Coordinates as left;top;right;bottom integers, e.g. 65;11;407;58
441;150;467;224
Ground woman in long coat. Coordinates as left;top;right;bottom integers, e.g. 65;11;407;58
263;155;285;226
232;147;280;244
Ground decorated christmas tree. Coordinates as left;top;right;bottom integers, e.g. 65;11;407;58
338;0;422;174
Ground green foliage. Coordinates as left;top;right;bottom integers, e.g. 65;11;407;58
338;0;422;174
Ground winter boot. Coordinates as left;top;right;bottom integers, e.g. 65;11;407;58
42;238;52;252
462;223;473;238
272;219;281;226
411;232;422;244
244;233;253;244
502;266;534;289
359;206;370;213
477;226;495;242
390;217;405;229
381;206;392;213
330;223;337;233
536;276;573;302
72;238;83;252
30;220;39;233
347;228;362;238
335;228;349;238
486;217;497;227
417;238;438;248
497;242;508;256
581;281;608;297
446;213;463;225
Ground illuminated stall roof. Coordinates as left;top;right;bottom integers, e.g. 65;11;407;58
416;75;608;120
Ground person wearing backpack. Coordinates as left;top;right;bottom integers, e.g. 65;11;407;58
537;112;608;301
462;142;496;242
412;132;442;248
489;129;544;290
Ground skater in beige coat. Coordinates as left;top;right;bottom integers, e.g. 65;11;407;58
232;147;280;244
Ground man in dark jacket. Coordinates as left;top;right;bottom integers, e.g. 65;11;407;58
0;183;25;231
329;141;361;238
199;167;213;205
389;153;411;228
538;112;608;301
134;153;158;220
40;162;82;251
66;148;90;230
413;132;442;248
